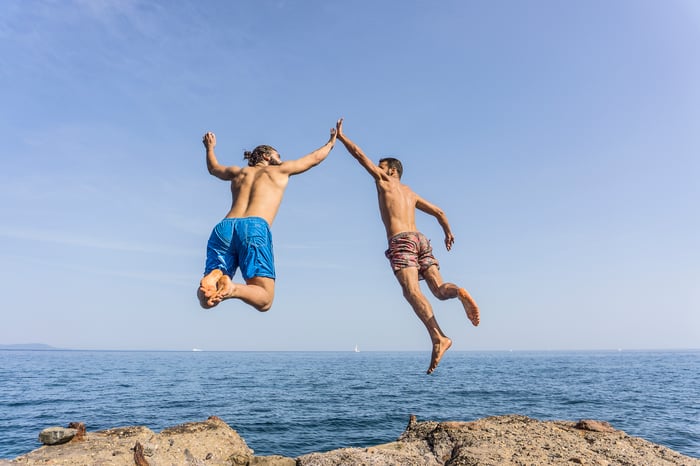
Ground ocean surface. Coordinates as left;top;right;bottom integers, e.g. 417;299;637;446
0;350;698;460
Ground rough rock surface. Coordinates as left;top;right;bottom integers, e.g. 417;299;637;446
298;415;700;466
6;416;253;466
4;414;698;466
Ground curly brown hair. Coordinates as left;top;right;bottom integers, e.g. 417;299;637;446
243;145;278;166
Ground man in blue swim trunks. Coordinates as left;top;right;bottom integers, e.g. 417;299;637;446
198;125;336;311
335;118;480;374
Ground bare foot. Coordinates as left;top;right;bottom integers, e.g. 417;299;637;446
199;270;223;299
209;274;236;306
458;288;480;326
198;269;223;308
427;336;452;374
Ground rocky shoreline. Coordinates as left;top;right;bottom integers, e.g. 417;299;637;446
2;414;698;466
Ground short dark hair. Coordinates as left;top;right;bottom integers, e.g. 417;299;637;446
243;145;277;166
379;157;403;178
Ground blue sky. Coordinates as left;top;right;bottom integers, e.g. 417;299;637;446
1;0;698;352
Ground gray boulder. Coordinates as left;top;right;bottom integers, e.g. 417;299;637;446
38;427;77;446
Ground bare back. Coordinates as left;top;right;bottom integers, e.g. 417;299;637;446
224;166;290;226
376;177;419;238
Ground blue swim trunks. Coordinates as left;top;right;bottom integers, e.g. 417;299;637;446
204;217;276;280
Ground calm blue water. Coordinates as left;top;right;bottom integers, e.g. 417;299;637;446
0;350;698;459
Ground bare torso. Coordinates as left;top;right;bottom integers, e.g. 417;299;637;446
224;166;290;226
376;177;419;239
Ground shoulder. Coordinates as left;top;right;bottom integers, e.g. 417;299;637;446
229;165;259;182
401;183;421;203
400;181;416;194
276;159;309;176
234;166;254;177
212;164;245;180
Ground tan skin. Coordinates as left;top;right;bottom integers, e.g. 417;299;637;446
198;128;337;311
335;118;479;374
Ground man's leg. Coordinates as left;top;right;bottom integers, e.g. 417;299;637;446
200;219;234;309
212;275;275;312
422;266;480;326
395;267;452;374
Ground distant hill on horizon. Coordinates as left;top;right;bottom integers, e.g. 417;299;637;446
0;343;61;350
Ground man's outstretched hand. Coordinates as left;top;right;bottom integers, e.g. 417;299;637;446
336;118;345;140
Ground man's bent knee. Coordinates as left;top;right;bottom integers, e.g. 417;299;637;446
244;276;274;312
256;303;272;312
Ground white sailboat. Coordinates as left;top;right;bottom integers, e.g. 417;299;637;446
354;344;360;353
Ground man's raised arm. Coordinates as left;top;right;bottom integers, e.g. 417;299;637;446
336;118;386;181
203;132;240;180
280;126;337;176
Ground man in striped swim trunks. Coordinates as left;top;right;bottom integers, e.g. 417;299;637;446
336;118;480;374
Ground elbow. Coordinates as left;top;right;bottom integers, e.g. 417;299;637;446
207;164;223;177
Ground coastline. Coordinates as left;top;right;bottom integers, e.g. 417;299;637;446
4;414;699;465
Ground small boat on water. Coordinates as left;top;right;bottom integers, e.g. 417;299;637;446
354;345;360;353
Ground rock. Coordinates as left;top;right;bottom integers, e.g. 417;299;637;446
249;456;297;465
9;414;700;465
574;419;616;433
12;416;254;466
67;422;86;441
37;427;77;445
133;441;149;466
298;440;441;466
298;415;699;466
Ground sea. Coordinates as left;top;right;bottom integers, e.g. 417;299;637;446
0;349;698;460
